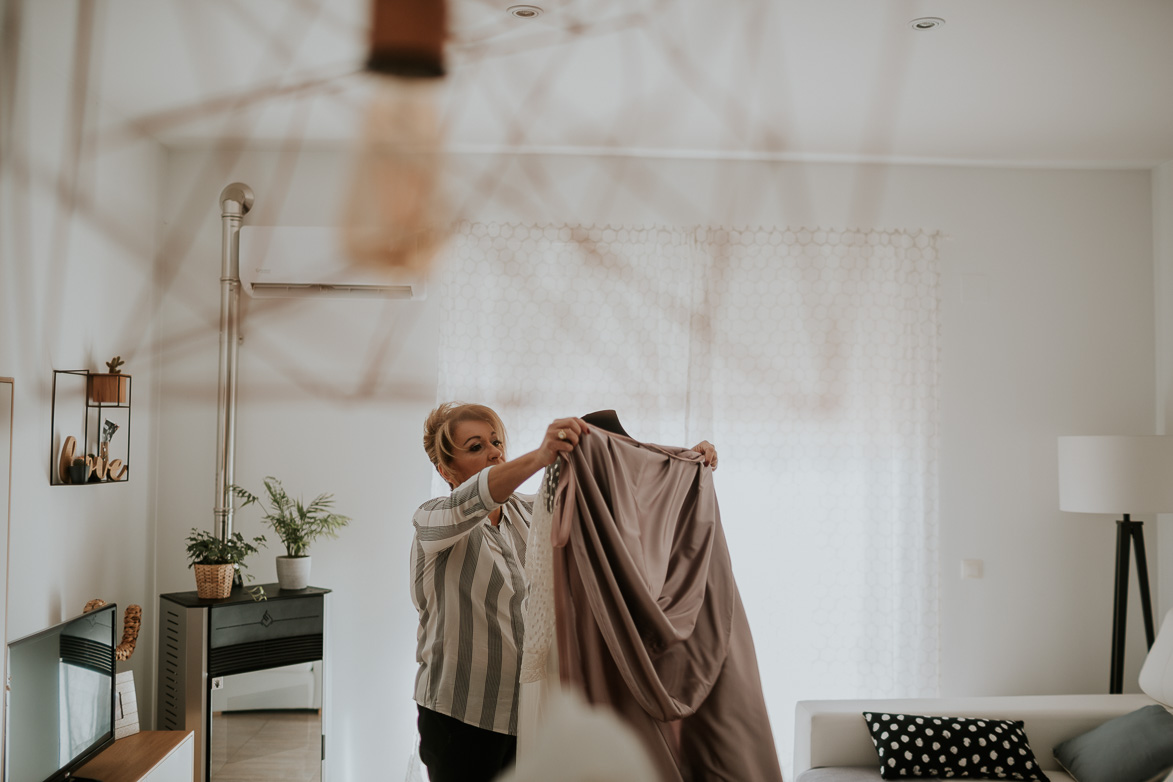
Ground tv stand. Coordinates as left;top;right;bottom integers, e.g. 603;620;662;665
75;731;194;782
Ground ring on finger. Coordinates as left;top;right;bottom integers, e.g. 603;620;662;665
557;429;567;440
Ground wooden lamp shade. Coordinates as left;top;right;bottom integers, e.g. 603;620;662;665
367;0;447;78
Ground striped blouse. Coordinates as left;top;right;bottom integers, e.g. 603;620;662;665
410;466;533;735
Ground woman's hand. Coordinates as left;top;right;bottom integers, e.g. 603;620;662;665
537;417;591;466
691;440;718;470
485;417;591;503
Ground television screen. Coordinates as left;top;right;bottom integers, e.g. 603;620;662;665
3;604;117;782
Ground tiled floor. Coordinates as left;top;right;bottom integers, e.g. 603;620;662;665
209;710;321;782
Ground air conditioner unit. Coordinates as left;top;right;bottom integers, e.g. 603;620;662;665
238;226;427;300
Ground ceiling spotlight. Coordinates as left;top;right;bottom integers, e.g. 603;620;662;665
909;17;945;31
508;5;543;18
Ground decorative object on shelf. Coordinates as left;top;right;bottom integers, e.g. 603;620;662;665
99;419;118;460
89;454;105;483
57;434;128;484
58;435;77;483
89;357;129;404
69;457;89;484
51;368;132;485
1058;435;1173;694
232;477;351;591
106;458;126;481
83;598;144;738
184;528;266;600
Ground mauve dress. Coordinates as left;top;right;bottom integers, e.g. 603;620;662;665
549;428;784;782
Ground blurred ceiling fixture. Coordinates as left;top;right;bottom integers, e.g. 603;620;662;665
508;5;543;18
908;17;946;31
342;0;451;275
367;0;447;77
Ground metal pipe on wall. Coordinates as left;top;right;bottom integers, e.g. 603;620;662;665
215;183;253;543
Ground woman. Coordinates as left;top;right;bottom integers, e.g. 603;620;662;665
411;402;716;782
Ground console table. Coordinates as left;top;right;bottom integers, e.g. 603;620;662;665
157;584;330;782
76;731;194;782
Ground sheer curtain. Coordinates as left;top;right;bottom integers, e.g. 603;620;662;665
435;222;941;772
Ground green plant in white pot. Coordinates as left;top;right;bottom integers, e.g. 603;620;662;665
231;477;351;591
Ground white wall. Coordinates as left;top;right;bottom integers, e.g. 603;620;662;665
0;0;164;712
448;154;1157;698
155;148;442;778
1155;162;1173;625
153;148;1155;779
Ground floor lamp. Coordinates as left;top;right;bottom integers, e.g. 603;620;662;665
1058;435;1173;694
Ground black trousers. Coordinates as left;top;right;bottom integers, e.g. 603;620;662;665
417;705;517;782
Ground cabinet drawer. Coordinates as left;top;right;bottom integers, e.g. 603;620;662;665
209;595;323;647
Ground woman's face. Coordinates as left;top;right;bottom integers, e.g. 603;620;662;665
439;418;505;488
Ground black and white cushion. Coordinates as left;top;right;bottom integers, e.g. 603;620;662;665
862;712;1049;780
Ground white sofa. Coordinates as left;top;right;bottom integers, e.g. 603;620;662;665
793;693;1159;781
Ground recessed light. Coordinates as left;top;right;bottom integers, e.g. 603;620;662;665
508;5;543;18
909;17;945;31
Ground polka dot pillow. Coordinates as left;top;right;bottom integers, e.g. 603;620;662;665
862;712;1049;780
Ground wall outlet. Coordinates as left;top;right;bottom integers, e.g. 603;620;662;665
961;559;984;579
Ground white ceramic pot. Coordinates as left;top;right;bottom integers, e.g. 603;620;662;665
275;555;311;590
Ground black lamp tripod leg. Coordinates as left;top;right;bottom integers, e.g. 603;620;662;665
1109;516;1157;695
1132;523;1156;648
1110;519;1131;694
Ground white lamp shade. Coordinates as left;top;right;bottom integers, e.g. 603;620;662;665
1058;436;1173;514
1140;608;1173;706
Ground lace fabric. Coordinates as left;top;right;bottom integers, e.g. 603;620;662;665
520;460;559;684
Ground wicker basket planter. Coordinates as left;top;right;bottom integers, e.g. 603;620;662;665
193;563;234;599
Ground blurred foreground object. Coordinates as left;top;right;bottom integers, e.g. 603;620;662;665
341;0;450;274
367;0;446;77
501;688;661;782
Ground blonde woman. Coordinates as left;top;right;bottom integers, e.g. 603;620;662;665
411;403;590;782
411;402;717;782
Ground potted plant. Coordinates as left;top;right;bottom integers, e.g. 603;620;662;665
231;477;351;591
90;356;130;404
184;527;266;599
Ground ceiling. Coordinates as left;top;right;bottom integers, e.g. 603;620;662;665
88;0;1173;167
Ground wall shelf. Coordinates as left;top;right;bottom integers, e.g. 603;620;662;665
50;369;133;486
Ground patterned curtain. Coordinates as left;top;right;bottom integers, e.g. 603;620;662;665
435;222;941;772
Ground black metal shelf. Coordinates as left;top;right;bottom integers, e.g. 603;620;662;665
50;369;133;486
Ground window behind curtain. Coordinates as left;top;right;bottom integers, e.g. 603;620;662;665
435;222;941;772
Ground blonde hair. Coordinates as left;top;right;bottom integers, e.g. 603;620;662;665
423;402;507;472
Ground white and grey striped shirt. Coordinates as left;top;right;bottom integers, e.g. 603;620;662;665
410;466;533;735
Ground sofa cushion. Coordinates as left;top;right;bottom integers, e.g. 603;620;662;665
863;712;1049;780
1052;704;1173;782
